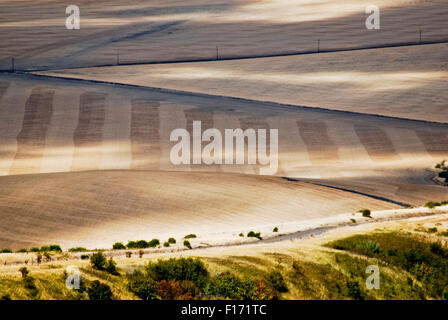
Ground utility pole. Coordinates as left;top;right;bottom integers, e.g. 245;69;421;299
317;40;320;53
216;46;219;60
419;30;422;43
117;49;120;65
11;57;14;72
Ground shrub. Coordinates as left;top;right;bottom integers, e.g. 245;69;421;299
356;240;381;254
126;251;132;258
358;209;371;218
40;244;62;252
148;239;160;248
0;249;12;253
128;270;158;300
19;267;29;279
168;238;176;244
127;240;151;248
239;233;244;237
139;250;144;258
425;201;441;209
438;171;448;179
43;252;52;261
69;247;87;252
183;240;192;249
126;241;137;248
23;276;39;298
163;242;170;247
350;218;356;223
247;231;262;240
112;242;126;250
184;234;197;239
273;227;279;232
207;272;246;299
146;258;209;289
88;280;113;300
81;254;89;260
427;227;438;233
156;280;183;300
327;232;448;299
90;252;107;270
16;248;27;253
266;270;288;292
0;294;11;300
30;247;40;252
208;272;276;300
347;281;362;300
105;257;119;275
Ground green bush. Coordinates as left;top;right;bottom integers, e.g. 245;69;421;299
40;244;62;252
69;247;87;252
163;242;170;247
105;257;119;275
128;270;158;300
358;209;371;218
438;171;448;179
266;270;288;292
184;234;197;239
19;267;29;278
183;240;192;249
146;258;209;289
16;248;27;253
428;227;438;233
425;201;440;209
148;239;160;248
81;254;89;260
168;238;176;244
207;272;277;300
356;240;381;254
23;276;39;298
30;247;40;252
127;240;152;249
273;227;279;232
90;252;107;270
0;248;12;253
247;231;262;240
239;233;244;237
88;280;113;300
327;232;448;299
112;242;126;250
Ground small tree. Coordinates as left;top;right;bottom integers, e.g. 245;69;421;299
168;238;176;244
105;257;118;275
148;239;160;248
90;252;107;270
112;242;126;250
183;240;192;249
88;280;112;300
358;209;371;218
19;267;29;279
36;253;42;264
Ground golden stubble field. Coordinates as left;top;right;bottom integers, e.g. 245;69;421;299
0;0;447;250
44;43;448;123
1;0;447;70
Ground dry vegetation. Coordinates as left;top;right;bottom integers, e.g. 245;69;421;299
1;215;447;300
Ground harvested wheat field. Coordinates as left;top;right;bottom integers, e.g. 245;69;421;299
43;42;448;123
0;170;401;250
0;70;446;249
1;0;447;70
